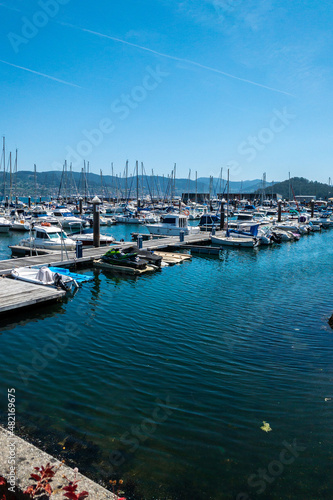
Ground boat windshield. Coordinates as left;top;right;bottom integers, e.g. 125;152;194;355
48;231;68;239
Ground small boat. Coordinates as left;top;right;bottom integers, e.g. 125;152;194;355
52;209;87;229
198;213;221;231
0;216;12;233
19;224;76;250
146;213;200;236
11;266;78;291
10;219;30;231
114;213;143;224
211;234;257;247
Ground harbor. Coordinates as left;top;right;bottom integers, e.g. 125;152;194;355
0;215;333;499
1;0;333;493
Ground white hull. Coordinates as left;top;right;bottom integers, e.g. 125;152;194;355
19;239;76;251
211;235;255;247
11;221;30;231
146;225;200;236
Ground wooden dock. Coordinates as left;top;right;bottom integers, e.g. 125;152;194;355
0;278;65;314
1;232;222;276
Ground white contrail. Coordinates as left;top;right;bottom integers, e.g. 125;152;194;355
0;60;82;88
0;3;21;13
60;22;294;97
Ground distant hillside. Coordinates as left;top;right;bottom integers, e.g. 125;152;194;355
264;177;332;200
0;171;272;199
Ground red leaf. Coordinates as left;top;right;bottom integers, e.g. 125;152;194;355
63;493;78;500
78;491;89;499
0;477;6;486
30;474;41;481
63;484;78;492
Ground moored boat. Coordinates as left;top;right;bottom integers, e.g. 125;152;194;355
11;266;77;291
19;224;76;250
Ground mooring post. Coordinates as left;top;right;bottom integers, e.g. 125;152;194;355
28;196;31;208
278;200;282;222
311;199;315;218
15;196;18;208
220;202;224;230
92;196;101;247
79;197;83;215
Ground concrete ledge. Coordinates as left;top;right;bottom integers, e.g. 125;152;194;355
0;426;117;499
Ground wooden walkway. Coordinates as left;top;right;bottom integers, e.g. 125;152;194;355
0;278;65;314
0;232;221;275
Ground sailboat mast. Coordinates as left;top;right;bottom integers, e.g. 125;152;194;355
136;160;139;208
14;149;18;204
2;137;5;201
34;164;37;204
9;151;12;204
125;160;128;202
227;168;229;227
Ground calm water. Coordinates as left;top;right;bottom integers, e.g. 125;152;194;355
0;226;333;499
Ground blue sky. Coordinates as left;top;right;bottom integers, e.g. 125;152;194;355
0;0;332;183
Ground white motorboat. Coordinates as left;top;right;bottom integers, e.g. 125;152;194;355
70;232;115;246
10;218;30;231
52;209;87;229
0;217;11;232
146;213;200;236
211;234;257;247
114;213;143;224
11;266;77;291
19;224;76;250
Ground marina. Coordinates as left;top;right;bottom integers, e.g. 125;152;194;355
1;0;333;496
0;217;333;499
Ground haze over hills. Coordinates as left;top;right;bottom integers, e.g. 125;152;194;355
3;171;330;200
1;171;272;198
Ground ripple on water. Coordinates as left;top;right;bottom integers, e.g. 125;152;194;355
0;230;333;498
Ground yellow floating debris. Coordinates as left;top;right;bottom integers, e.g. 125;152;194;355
261;421;272;432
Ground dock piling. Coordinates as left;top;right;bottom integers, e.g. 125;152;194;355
92;196;101;248
278;201;282;222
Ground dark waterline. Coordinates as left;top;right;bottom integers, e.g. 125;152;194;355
0;226;333;499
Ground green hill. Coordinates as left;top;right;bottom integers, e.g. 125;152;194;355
264;177;333;200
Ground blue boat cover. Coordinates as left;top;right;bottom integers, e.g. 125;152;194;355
48;267;94;283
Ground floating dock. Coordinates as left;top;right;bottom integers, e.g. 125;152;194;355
0;277;65;314
3;232;221;275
